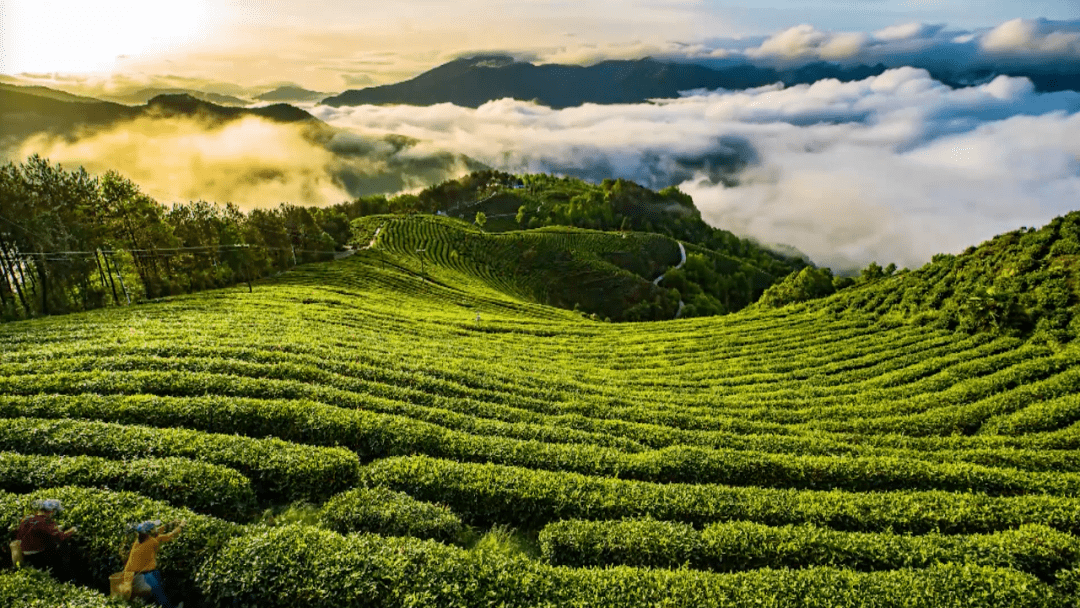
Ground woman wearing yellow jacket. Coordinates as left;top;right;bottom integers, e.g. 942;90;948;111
124;520;185;608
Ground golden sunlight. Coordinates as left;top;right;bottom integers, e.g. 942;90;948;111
3;0;211;74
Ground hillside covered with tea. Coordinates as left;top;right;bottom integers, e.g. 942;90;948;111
2;201;1080;606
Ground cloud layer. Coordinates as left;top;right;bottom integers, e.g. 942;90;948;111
314;67;1080;271
10;115;477;209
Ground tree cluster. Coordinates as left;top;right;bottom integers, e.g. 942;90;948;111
0;156;348;321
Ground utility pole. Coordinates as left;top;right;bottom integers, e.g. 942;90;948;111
416;248;426;279
109;251;131;304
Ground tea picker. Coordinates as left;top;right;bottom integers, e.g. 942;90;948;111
111;519;185;608
11;498;78;581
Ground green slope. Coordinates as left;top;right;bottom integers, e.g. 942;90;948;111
353;214;684;321
2;213;1080;605
340;171;809;318
791;211;1080;343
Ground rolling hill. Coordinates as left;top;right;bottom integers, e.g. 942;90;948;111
757;211;1080;345
1;207;1079;606
351;215;684;321
341;171;809;319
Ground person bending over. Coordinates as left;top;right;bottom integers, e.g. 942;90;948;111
124;519;185;608
15;498;78;581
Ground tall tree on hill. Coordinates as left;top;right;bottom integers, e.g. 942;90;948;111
0;155;106;316
0;161;35;317
99;171;176;297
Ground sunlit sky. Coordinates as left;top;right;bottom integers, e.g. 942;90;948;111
3;0;1078;93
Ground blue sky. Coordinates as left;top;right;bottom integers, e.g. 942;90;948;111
708;0;1077;32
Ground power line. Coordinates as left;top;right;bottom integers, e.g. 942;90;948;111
9;244;257;256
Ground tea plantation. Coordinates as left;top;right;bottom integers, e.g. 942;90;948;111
2;215;1080;607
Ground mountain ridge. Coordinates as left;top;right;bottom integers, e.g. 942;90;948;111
255;86;327;103
322;54;1080;109
0;88;322;143
322;55;892;108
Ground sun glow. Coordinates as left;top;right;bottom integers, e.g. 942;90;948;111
2;0;212;75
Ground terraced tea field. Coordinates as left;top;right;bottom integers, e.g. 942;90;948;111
2;219;1079;607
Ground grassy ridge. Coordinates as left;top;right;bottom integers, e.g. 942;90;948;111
821;211;1080;342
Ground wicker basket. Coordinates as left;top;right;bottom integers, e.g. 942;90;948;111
109;571;152;599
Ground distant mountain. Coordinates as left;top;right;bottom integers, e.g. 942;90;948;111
255;86;326;103
0;88;142;142
0;89;321;144
929;68;1080;93
143;93;319;124
323;55;1080;109
0;83;106;104
111;88;251;106
321;56;890;108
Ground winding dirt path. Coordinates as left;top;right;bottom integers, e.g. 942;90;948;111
652;241;687;319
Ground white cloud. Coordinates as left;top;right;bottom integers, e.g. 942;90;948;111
747;25;827;59
980;18;1080;55
743;24;870;61
873;22;944;41
315;67;1080;271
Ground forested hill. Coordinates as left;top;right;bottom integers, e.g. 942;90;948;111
343;170;811;318
761;213;1080;344
348;170;807;277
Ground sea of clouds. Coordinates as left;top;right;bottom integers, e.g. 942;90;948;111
315;64;1080;272
9;17;1080;271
